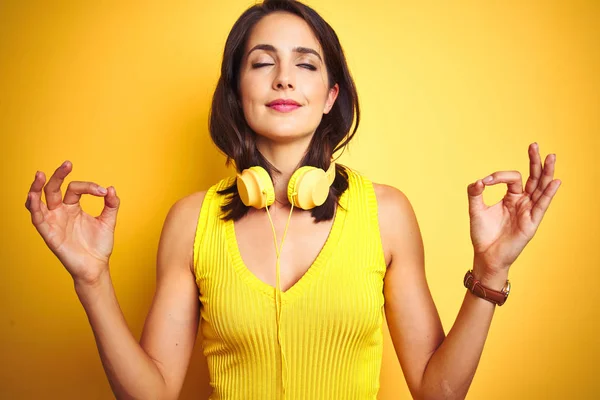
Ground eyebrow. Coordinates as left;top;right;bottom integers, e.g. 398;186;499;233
247;44;323;62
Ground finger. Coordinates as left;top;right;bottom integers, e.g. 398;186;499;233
63;181;108;205
25;170;46;210
26;172;52;238
467;179;486;214
44;161;72;210
532;153;556;204
481;171;523;195
525;142;542;196
98;186;120;229
531;179;561;226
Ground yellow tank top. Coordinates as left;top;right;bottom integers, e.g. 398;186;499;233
193;167;387;399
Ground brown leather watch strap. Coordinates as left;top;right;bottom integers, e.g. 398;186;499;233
463;270;511;306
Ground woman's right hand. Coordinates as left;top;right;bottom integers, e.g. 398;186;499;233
25;161;120;285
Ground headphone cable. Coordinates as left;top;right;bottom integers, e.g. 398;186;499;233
265;199;295;398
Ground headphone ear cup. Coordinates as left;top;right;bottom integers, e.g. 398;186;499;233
237;167;275;208
288;166;330;210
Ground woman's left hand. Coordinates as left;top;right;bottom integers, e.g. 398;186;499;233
467;142;561;282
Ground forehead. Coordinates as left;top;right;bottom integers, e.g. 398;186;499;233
245;12;322;56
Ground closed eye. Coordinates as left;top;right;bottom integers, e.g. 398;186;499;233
251;63;317;71
252;63;274;68
298;63;317;71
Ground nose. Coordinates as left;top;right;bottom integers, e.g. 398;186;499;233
272;64;295;90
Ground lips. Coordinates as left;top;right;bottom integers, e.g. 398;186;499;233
266;99;302;113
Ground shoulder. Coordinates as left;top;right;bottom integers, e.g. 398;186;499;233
341;166;414;216
340;166;412;213
165;175;234;225
169;190;208;222
371;182;422;266
372;182;414;218
159;190;209;274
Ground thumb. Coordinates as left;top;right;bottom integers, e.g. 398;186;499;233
467;179;486;215
98;186;120;229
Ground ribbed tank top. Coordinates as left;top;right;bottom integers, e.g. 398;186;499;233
193;167;387;399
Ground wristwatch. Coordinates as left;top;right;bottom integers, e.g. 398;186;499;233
463;270;511;306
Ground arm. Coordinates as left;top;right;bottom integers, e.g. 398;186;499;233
75;191;206;400
419;261;508;399
379;144;559;399
376;184;500;400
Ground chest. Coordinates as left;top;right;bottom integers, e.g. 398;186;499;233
233;207;334;292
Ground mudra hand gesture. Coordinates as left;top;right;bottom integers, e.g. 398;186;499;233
467;143;561;282
24;161;120;285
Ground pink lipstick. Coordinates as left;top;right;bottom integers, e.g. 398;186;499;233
266;99;302;113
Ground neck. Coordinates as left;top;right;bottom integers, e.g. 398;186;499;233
256;137;312;206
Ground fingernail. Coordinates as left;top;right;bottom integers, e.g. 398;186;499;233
98;186;107;194
483;175;493;183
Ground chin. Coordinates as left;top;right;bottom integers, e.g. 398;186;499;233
254;126;315;143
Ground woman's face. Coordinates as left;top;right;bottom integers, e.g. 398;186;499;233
239;12;339;144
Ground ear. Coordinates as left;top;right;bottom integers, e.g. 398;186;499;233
323;83;339;114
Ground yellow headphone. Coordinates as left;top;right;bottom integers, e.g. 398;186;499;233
236;162;336;209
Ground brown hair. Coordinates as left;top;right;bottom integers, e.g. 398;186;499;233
209;0;359;222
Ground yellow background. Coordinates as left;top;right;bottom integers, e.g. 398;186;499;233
2;0;598;398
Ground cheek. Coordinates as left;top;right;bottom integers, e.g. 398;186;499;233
239;81;260;119
241;74;269;102
304;78;330;109
239;94;266;134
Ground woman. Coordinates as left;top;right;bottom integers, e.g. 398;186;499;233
24;0;561;399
